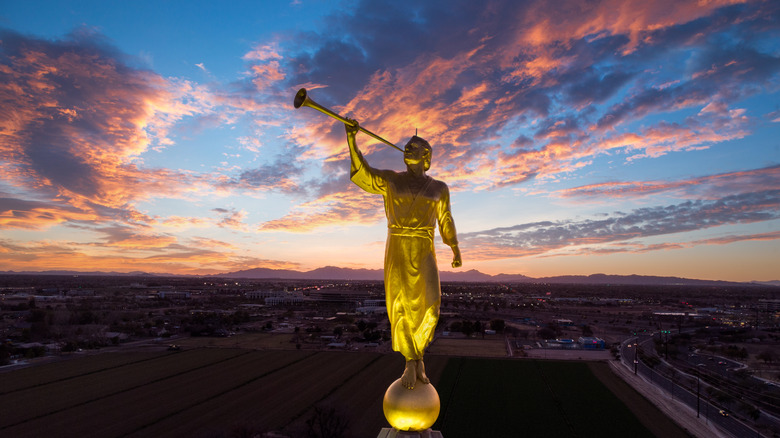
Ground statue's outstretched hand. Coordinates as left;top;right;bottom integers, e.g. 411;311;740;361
451;245;462;268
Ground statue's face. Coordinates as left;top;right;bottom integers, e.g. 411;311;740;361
404;140;428;168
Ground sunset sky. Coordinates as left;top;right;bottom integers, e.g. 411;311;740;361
1;0;779;281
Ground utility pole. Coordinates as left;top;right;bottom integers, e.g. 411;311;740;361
696;370;701;418
661;329;669;360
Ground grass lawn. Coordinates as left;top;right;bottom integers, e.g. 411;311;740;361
434;357;688;438
427;336;507;357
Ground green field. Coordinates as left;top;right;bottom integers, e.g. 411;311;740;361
0;348;688;437
435;358;669;437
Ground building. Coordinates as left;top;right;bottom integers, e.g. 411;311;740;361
158;291;191;300
546;339;577;349
65;289;95;297
356;298;387;314
245;290;279;299
758;299;780;312
578;337;606;349
553;319;574;326
265;295;304;306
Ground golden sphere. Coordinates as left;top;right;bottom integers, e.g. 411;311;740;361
382;378;440;431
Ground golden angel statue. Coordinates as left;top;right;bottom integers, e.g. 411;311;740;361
346;120;462;390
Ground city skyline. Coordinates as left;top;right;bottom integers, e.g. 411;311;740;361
1;1;779;282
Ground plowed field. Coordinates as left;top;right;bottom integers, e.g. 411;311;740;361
0;348;688;437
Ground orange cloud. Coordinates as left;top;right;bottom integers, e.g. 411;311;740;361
260;188;385;232
107;233;177;249
0;236;300;275
516;0;746;53
189;237;238;250
159;216;209;229
0;198;99;229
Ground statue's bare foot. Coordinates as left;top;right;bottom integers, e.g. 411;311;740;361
401;360;417;389
416;359;430;384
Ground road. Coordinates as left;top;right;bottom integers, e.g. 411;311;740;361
620;336;763;438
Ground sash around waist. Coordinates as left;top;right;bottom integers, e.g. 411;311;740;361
388;227;434;239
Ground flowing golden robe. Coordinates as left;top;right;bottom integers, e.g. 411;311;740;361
351;150;458;360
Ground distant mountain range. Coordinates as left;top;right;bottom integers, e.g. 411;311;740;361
5;266;773;287
215;266;778;286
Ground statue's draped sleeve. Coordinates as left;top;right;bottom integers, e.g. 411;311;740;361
350;146;390;195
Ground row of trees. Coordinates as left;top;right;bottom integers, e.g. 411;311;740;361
447;319;505;336
330;320;384;343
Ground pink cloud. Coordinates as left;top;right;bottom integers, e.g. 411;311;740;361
212;208;249;231
284;3;766;202
559;165;780;199
270;0;778;235
0;30;227;232
552;230;780;258
456;189;780;261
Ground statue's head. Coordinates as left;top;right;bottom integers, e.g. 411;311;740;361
404;136;432;171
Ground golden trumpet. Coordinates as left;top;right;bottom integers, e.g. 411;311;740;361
293;88;403;152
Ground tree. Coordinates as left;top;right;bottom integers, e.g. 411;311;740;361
356;320;367;332
436;315;447;331
547;323;563;337
461;320;474;337
306;405;349;438
738;401;761;421
363;329;381;342
537;327;556;340
581;324;593;337
227;423;264;438
490;319;505;333
0;343;10;366
757;349;775;365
